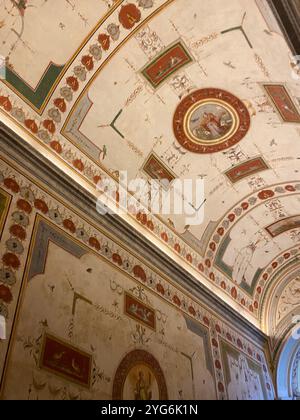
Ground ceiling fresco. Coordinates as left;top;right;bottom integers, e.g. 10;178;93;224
0;0;120;113
1;0;300;332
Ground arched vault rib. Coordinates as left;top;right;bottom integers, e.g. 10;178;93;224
261;262;300;351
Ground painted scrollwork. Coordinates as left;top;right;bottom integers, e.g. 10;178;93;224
276;277;300;323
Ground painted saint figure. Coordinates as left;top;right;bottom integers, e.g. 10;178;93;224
134;371;152;400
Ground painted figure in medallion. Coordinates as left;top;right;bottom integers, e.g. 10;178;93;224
173;88;250;154
134;371;153;400
190;104;233;141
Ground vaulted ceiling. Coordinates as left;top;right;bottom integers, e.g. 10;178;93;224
1;0;300;340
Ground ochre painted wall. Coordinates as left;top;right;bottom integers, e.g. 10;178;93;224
0;156;274;400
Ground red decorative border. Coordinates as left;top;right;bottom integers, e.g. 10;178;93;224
173;88;250;154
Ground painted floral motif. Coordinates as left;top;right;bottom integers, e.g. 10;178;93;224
0;284;13;303
119;4;141;29
0;268;16;286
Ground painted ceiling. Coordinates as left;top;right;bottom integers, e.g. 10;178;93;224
1;0;300;334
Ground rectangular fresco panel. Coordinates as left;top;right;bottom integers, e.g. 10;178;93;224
125;293;156;331
263;84;300;123
143;153;176;190
40;334;92;387
266;215;300;238
225;157;269;183
220;341;268;401
141;41;193;88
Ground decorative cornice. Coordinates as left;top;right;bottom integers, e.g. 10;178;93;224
268;0;300;54
0;121;267;345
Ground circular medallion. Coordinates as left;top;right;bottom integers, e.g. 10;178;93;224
173;88;250;154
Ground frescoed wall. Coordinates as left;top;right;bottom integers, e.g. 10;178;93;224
221;341;269;400
2;0;300;401
0;156;274;400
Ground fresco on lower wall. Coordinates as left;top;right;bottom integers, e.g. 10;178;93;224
112;350;168;400
0;158;274;400
1;216;216;400
40;334;92;388
220;341;268;401
125;293;156;331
